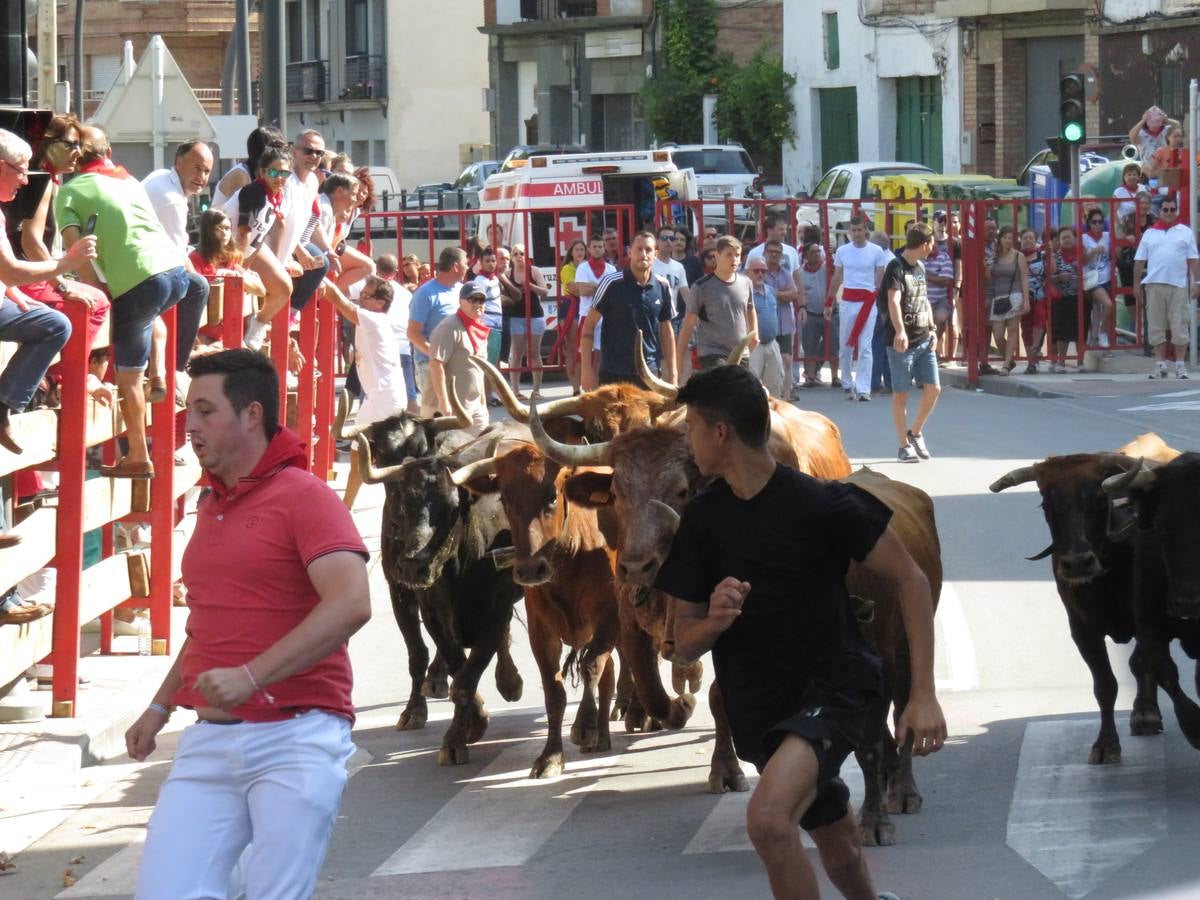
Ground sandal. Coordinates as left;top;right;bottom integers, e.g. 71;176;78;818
978;362;998;376
145;376;167;404
0;602;53;625
99;458;156;479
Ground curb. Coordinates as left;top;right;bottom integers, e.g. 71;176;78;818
939;368;1070;400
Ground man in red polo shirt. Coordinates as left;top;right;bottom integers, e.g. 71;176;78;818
124;348;370;899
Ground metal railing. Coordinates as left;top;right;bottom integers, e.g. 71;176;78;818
287;60;329;103
342;54;386;100
521;0;598;19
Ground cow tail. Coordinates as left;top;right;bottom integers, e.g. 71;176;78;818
562;648;582;689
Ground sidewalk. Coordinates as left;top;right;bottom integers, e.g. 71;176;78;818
939;348;1197;400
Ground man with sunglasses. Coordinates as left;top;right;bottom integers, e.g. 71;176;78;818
268;129;333;313
426;283;491;435
1133;194;1199;379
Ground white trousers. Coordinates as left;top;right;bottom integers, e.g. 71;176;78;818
748;341;785;398
838;299;877;396
136;711;353;900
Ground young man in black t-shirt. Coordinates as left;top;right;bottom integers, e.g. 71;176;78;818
656;365;944;900
879;223;939;464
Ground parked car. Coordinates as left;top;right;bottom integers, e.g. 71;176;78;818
1015;140;1128;186
396;160;500;238
794;161;934;242
659;142;761;226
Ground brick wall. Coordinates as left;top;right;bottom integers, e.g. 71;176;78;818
879;0;934;12
994;39;1026;178
715;2;783;65
976;64;997;176
484;0;496;26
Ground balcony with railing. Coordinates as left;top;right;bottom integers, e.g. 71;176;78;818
341;54;386;101
287;60;329;104
931;0;1087;14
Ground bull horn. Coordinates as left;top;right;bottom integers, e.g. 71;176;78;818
634;329;679;400
536;393;586;420
1101;457;1157;495
989;465;1038;493
469;356;529;422
429;377;472;434
354;433;410;484
530;403;612;468
726;331;756;366
648;499;681;531
333;389;372;440
450;455;498;487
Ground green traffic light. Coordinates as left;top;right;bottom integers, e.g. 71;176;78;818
1062;122;1084;143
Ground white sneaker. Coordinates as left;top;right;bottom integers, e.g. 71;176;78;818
897;445;919;463
243;316;267;351
1177;361;1189;379
907;430;931;459
1098;332;1110;349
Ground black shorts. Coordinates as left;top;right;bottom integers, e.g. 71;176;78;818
760;682;877;832
775;333;793;354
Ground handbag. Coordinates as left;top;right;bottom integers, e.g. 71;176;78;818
1083;268;1102;291
991;260;1018;317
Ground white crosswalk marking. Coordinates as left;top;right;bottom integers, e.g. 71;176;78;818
935;582;979;693
1006;719;1166;899
683;764;865;854
372;738;621;876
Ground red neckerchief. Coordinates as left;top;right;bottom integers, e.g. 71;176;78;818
43;160;63;185
1087;224;1104;239
456;310;490;354
257;178;285;221
586;257;607;279
77;157;131;179
1021;246;1040;259
1152;218;1174;231
1058;244;1081;265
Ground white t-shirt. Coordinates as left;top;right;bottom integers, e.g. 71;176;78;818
573;259;617;347
141;167;189;251
1082;231;1112;285
279;171;320;259
1113;185;1139;221
387;282;413;355
1134;224;1199;288
355;306;407;421
651;256;688;310
743;241;800;274
211;162;249;209
833;241;891;293
472;273;503;328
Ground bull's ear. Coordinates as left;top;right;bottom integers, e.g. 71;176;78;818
596;505;623;549
563;471;614;508
460;474;499;496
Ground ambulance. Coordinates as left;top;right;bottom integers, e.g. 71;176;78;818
476;148;698;297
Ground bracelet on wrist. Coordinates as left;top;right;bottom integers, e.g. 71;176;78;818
147;702;171;717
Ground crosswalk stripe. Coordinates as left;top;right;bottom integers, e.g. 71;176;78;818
683;763;865;854
372;737;620;876
1006;719;1166;899
935;582;979;692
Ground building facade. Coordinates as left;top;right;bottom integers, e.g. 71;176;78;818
782;0;964;194
481;0;656;154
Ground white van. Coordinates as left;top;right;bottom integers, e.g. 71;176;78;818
659;143;760;226
477;148;697;294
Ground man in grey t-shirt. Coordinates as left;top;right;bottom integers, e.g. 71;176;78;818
677;235;759;374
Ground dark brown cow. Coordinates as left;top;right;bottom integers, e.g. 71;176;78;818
989;433;1185;764
451;443;621;778
533;409;853;797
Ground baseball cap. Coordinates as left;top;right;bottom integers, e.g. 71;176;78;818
932;210;947;223
460;283;486;299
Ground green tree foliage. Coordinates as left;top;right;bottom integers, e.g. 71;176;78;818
643;2;796;162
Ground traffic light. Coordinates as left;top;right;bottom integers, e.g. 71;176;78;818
1044;137;1068;181
1059;73;1086;145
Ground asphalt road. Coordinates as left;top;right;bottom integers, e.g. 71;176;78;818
10;379;1200;900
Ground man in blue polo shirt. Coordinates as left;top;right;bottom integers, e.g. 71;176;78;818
579;231;677;390
406;246;468;416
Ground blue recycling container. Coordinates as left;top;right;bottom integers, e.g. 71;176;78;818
1030;165;1069;234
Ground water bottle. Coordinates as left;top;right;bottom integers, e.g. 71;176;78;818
137;615;152;656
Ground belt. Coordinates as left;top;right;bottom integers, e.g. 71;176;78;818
197;706;314;726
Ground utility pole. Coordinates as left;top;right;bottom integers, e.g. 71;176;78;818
37;0;56;109
260;0;285;128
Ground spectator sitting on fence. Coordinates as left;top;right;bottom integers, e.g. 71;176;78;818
0;114;111;357
1128;105;1180;167
211;125;288;209
1144;124;1191;224
0;129;98;459
318;173;375;293
57;124;209;478
189;208;268;346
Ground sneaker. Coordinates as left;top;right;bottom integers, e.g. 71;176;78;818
906;430;930;459
897;444;919;463
243;315;268;351
1098;332;1110;349
1024;362;1038;375
1052;363;1067;374
857;393;871;402
1151;362;1168;379
1177;361;1189;380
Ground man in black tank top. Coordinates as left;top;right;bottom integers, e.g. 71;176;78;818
657;366;945;899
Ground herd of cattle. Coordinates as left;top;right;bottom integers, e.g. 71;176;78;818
332;334;1200;848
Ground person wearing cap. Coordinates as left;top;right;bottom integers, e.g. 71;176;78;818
427;282;491;435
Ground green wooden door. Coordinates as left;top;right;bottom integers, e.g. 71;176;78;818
896;76;943;171
819;87;858;171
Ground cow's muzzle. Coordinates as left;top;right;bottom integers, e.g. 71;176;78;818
1168;588;1200;621
513;555;553;587
1055;551;1103;585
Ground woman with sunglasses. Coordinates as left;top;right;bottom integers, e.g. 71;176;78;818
211;125;287;209
230;148;295;350
0;114;111;354
1081;208;1115;350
